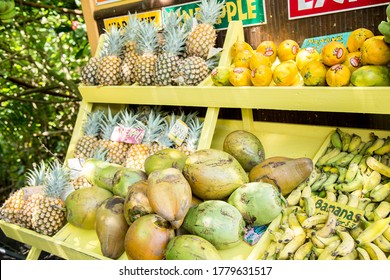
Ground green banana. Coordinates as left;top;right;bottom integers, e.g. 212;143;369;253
348;134;362;153
378;20;390;37
383;225;390;241
370;182;390;202
303;196;316;217
330;129;342;150
358;242;387;260
337;167;348;183
357;197;371;211
358;154;369;174
366;156;390;178
355;216;390;245
345;162;359;183
364;202;379;221
326;151;349;166
0;6;15;22
310;172;329;191
322;172;339;190
366;135;385;155
335;169;363;192
374;136;390;155
341;131;352;152
333;229;355;257
293;240;313;260
362;170;381;195
334;152;355;167
316;147;341;166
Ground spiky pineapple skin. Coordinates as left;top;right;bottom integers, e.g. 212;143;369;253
124;143;150;171
174;56;209;86
97;56;123;86
121;42;139;85
0;189;24;225
155;53;182;86
135;54;157;86
81;57;101;86
74;135;98;159
98;138;130;166
186;23;216;59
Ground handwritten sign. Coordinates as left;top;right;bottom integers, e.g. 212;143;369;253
302;31;351;53
314;196;364;229
103;10;162;29
289;0;389;20
110;126;145;144
168;119;189;146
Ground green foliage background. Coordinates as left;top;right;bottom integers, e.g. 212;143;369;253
0;0;90;201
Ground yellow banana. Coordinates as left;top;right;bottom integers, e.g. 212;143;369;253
302;196;316;217
370;182;390;202
330;129;342;150
345;162;360;183
296;211;308;225
315;212;338;238
317;239;341;260
333;229;355;257
322;173;339;190
262;240;277;260
373;234;390;253
364;202;379;221
301;214;329;229
366;156;390;178
336;169;363;192
357;197;371;210
293;240;313;260
301;184;312;199
280;227;295;244
286;187;302;206
356;216;390;245
347;193;360;208
373;201;390;219
288;212;305;236
312;246;324;258
326;191;337;202
374;137;390;155
337;192;349;205
356;246;371;260
348;134;362;153
358;242;387;260
313;234;341;248
358;155;369;174
310;172;329;192
349;224;364;240
362;170;381;195
278;233;306;260
268;228;283;243
366;136;385;155
316;148;341;167
383;225;390;241
336;249;358;260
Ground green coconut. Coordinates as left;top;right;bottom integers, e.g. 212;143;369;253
182;200;246;250
228;181;285;226
165;235;222;260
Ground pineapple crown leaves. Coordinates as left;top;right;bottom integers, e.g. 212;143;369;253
101;107;121;140
197;0;226;26
123;12;140;42
100;26;125;57
140;109;166;144
90;146;109;161
135;20;159;55
44;160;70;199
84;110;104;137
26;160;46;187
119;108;140;128
186;117;204;150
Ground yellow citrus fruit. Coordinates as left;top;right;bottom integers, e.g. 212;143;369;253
229;67;252;86
277;39;300;62
233;49;253;68
231;41;253;58
272;60;300;86
326;64;351;87
295;47;321;71
347;28;375;52
256;41;278;63
360;36;390;65
321;41;348;66
251;65;273;86
249;52;272;70
300;60;328;86
342;51;362;73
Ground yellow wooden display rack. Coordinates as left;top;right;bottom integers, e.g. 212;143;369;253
1;21;390;260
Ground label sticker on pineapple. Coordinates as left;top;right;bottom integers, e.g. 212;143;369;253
244;225;268;246
110;126;145;144
168;119;189;146
313;196;364;229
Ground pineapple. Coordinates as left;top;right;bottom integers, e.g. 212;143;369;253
73;110;104;159
173;55;209;86
81;56;101;86
0;161;46;228
151;112;177;154
155;10;188;86
121;13;140;85
186;0;225;59
96;26;125;86
124;109;166;170
177;114;204;155
134;20;159;85
97;107;129;165
30;160;70;236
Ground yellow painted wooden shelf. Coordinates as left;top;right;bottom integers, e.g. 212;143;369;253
1;20;390;260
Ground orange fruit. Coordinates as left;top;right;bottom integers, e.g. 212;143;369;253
347;28;375;52
272;60;300;86
295;47;321;71
251;65;273;86
256;41;278;63
300;60;328;86
233;49;253;68
326;64;351;87
231;41;253;58
277;39;300;62
249;52;272;70
321;41;348;66
229;67;252;86
342;52;362;73
360;36;390;65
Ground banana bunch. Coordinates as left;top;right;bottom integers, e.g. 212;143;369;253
260;203;390;260
378;3;390;43
0;0;15;24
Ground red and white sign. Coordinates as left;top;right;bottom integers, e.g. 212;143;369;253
289;0;389;19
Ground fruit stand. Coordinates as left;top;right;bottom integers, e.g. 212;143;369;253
1;15;390;260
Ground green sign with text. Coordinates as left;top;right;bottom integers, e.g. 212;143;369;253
163;0;266;30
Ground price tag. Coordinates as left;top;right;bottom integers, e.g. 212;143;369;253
168;119;189;146
244;225;268;246
67;158;85;180
110;126;145;144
